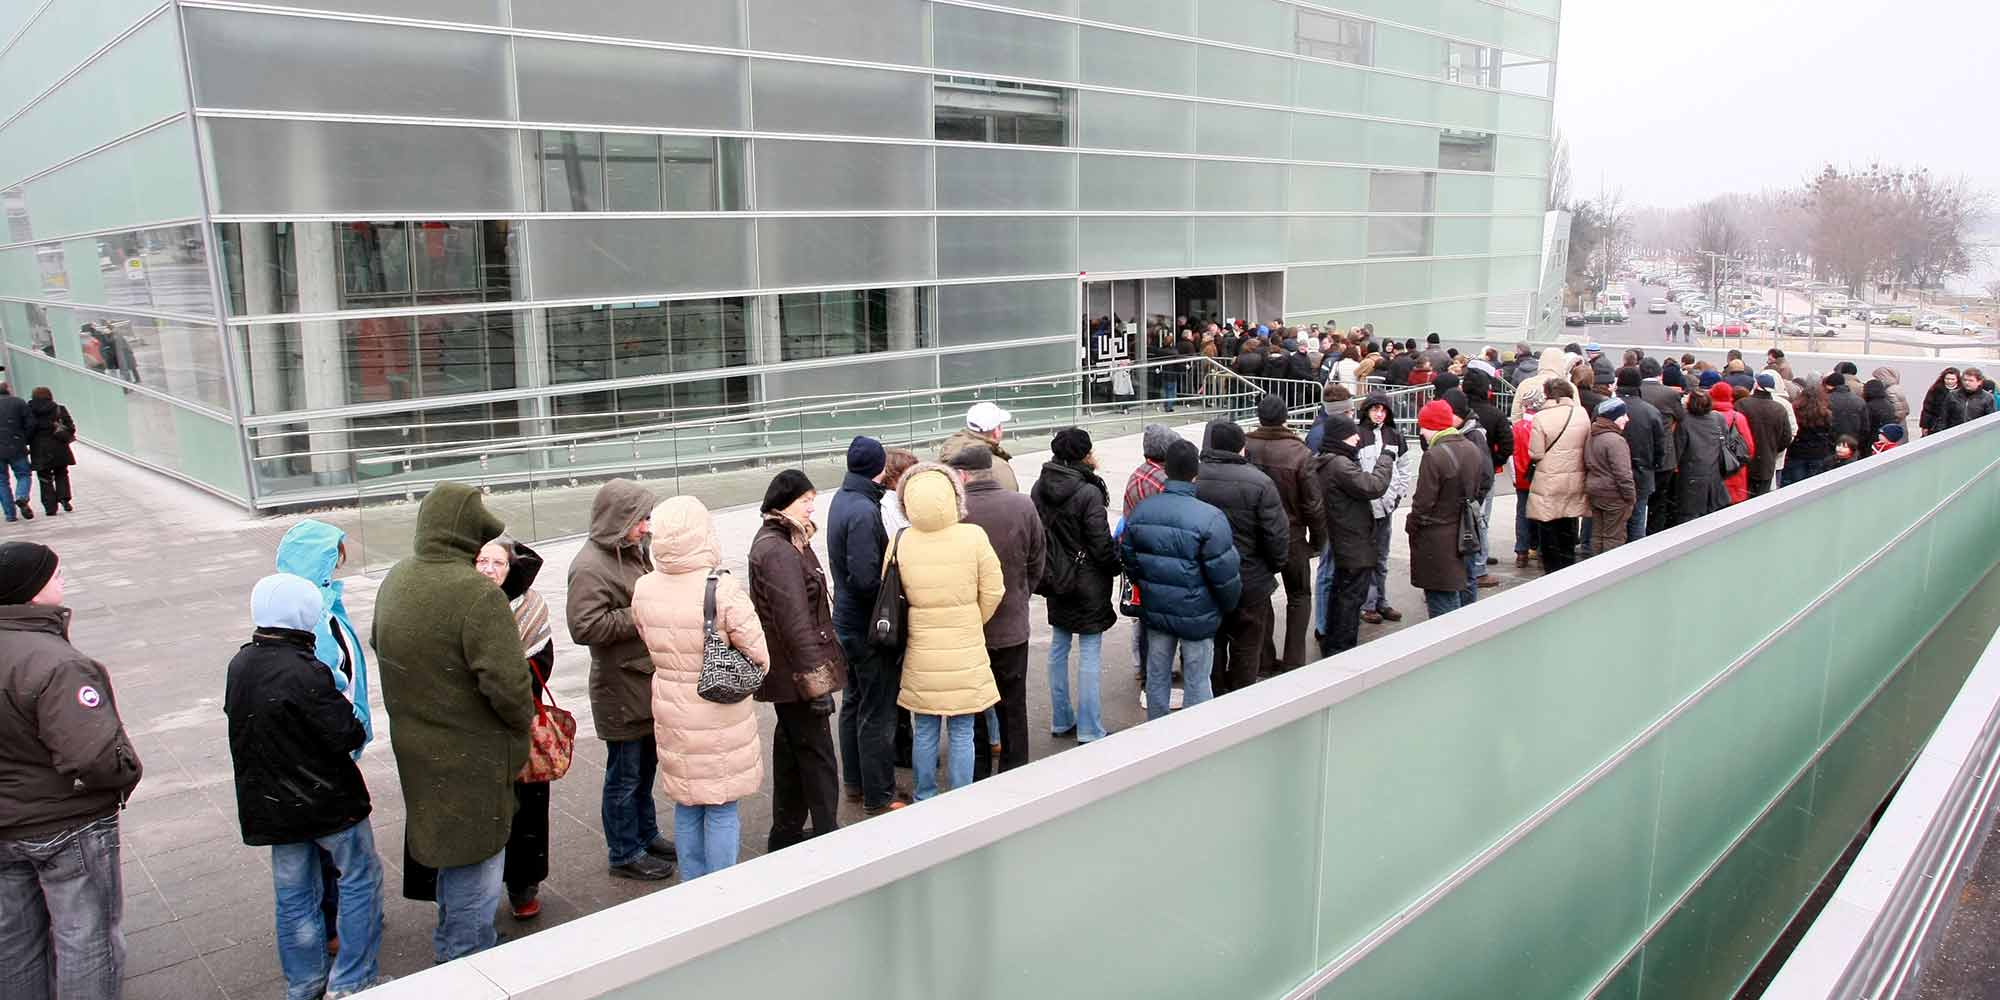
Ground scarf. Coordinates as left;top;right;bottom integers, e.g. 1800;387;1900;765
512;589;552;656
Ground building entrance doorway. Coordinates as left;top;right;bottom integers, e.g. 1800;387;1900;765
1080;269;1285;404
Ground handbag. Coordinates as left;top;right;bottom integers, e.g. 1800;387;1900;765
518;659;576;783
869;529;909;651
697;571;763;705
52;408;75;444
1118;576;1143;618
1719;420;1750;478
1457;497;1484;557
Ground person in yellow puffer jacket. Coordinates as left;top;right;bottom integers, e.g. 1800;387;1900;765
889;463;1003;800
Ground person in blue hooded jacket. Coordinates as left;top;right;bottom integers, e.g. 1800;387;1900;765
1119;439;1242;722
276;520;372;751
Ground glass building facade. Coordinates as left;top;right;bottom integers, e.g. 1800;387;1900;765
0;0;1559;507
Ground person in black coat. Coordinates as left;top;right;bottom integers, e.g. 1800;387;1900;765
1861;379;1897;445
1196;420;1289;695
1031;429;1120;743
1673;389;1730;524
1611;368;1664;539
0;382;32;521
1918;368;1966;437
25;388;76;515
225;573;384;998
1823;373;1869;444
1314;414;1395;656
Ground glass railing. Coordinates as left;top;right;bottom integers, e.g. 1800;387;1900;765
360;420;2000;998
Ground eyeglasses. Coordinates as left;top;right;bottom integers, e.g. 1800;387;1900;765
474;558;509;571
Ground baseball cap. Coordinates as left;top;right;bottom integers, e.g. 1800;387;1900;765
965;401;1013;433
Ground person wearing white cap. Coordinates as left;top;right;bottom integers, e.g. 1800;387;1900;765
938;401;1020;492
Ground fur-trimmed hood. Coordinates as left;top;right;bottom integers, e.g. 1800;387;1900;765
897;462;968;531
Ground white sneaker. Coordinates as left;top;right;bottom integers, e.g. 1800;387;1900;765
329;975;393;998
1170;687;1185;710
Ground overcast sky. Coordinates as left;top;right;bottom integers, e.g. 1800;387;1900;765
1552;1;2000;213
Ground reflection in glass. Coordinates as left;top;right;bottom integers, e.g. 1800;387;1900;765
71;309;232;411
1296;11;1372;65
534;132;745;212
774;287;930;362
548;306;611;384
1438;131;1496;172
541;131;604;211
605;134;664;212
1499;52;1554;97
2;188;28;242
934;78;1070;146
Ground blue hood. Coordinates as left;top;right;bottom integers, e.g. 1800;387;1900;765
275;519;373;752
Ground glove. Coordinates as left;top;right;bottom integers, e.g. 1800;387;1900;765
808;694;836;717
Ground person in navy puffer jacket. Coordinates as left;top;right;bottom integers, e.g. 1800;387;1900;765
1119;439;1242;722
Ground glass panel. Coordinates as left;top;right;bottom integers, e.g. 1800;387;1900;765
414;309;517;396
1373;24;1444;77
205;119;519;215
546;305;612;384
539;131;604;212
1434;174;1494;213
665;137;746;211
1080;155;1192;212
1079;27;1193;95
1078;91;1193;153
1504;12;1560;59
752;61;931;139
526;220;755;299
753;141;931;211
1195;161;1286;211
337;222;410;308
1498;93;1552;136
1080;217;1189;272
1294;60;1368;113
1368;171;1434;257
1194;217;1285;268
942;339;1073;385
1365;259;1432;302
938;218;1076;278
1195;104;1289;156
22;126;202;239
765;354;934;400
1290;165;1370;211
607;301;670;378
936;148;1076;210
758;218;935;288
185;9;509;119
1079;0;1193;35
747;0;924;65
1197;0;1292;49
604;134;663;212
935;5;1077;82
1499;53;1555;98
1432;256;1489;296
1439;131;1496;171
1444;41;1497;87
0;0;161;124
933;80;1071;147
938;279;1072;348
1495;135;1550;175
1367;73;1438;123
1436;84;1499;131
1287;218;1368;261
229;0;502;22
0;15;185;196
669;297;751;373
1296;10;1374;65
515;40;748;131
1493;176;1547;213
1197;55;1293;105
513;0;741;47
1491;217;1544;254
772;287;929;362
1290;113;1365;163
1368;121;1443;169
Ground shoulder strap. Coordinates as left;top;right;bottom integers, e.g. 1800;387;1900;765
704;569;723;630
885;528;907;568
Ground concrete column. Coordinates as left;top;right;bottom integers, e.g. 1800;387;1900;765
292;223;350;484
239;225;288;432
887;287;919;352
752;296;783;366
514;307;551;439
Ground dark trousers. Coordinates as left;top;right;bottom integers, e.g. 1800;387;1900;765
836;634;903;809
1535;518;1580;572
972;643;1030;780
1748;474;1773;498
1318;564;1372;658
601;737;660;867
769;701;840;851
1647;472;1678;536
1589;504;1632;556
504;781;549;893
34;467;69;512
1214;597;1274;695
1270;542;1313;670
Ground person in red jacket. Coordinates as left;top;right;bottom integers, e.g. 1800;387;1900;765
1510;390;1540;568
1709;384;1756;505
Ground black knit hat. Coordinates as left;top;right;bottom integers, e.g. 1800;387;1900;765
0;542;57;605
846;436;886;478
1442;388;1472;419
1319;414;1361;453
760;469;816;514
1255;393;1289;427
1051;427;1093;462
946;444;993;471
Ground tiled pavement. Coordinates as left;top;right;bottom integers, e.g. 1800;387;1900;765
10;426;1547;999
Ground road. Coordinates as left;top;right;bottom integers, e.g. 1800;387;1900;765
1572;279;1701;348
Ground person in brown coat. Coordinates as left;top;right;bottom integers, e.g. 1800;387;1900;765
1583;400;1637;555
947;445;1044;780
747;470;847;851
1738;374;1796;497
1243;393;1324;671
1407;401;1488;618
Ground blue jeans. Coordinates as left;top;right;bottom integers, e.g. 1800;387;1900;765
1460;552;1480;606
1475;491;1494;567
836;633;903;809
270;820;382;999
1782;458;1826;487
1514;496;1537;555
1049;628;1106;742
912;714;974;800
0;456;29;519
982;707;1000;745
601;737;661;867
1144;631;1214;722
1424;590;1465;619
0;815;123;1000
1627;498;1649;543
433;848;504;962
1313;543;1335;635
1362;516;1392;612
671;802;740;881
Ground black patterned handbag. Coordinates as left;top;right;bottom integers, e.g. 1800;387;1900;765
697;570;763;704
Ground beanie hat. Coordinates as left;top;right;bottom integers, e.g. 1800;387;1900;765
1430;372;1460;396
1442;389;1472;419
1698;370;1722;389
1319;414;1361;453
1710;384;1734;406
1661;360;1683;388
846;436;886;478
1417;399;1457;432
1051;427;1093;462
1596;398;1628;421
1426;332;1441;345
1616;366;1641;389
1255;393;1289;427
760;469;816;514
946;443;993;471
1141;423;1178;461
1756;372;1778;390
1207;419;1247;454
1823;373;1845;389
1880;424;1906;443
0;542;57;605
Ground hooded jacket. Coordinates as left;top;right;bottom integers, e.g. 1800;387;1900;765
1862;380;1897;442
1316;440;1396;571
1738;392;1795;483
372;483;533;868
1526;398;1590;520
1711;388;1757;504
1510;347;1572;420
748;510;847;704
1465;370;1514;474
0;604;142;841
1195;437;1289;604
1583;419;1638;509
1871;366;1911;423
276;519;371;755
1825;381;1870;445
1406;428;1485;593
960;473;1045;649
25;396;74;471
225;574;371;846
1119;480;1242;640
1244;423;1325;554
567;478;659;742
1031;460;1120;636
1358;394;1413;520
826;472;888;637
634;497;770;806
1613;385;1665;498
891;465;1003;716
938;429;1020;492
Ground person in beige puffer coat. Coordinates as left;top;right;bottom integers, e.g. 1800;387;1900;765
891;463;1003;800
633;496;769;880
1526;379;1591;571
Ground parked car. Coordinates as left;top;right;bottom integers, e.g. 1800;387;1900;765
1782;317;1838;337
1928;318;1969;335
1647;299;1668;314
1565;311;1587;327
1709;320;1749;338
1881;309;1916;327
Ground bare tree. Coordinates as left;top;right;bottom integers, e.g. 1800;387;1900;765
1547;130;1572;211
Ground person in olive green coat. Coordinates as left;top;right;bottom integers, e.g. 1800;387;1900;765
372;482;532;961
